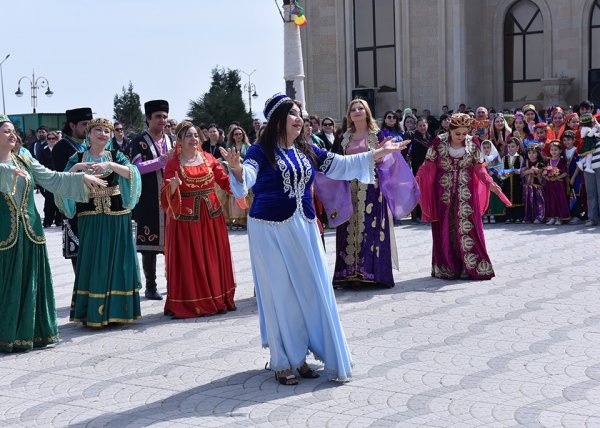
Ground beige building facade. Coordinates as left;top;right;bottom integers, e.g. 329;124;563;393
301;0;600;119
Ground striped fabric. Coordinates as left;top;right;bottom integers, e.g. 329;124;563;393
592;138;600;170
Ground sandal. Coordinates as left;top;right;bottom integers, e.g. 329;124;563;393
297;362;320;379
275;369;298;385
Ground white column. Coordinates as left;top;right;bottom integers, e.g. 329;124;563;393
283;2;307;111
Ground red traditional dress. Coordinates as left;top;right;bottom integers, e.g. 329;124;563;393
160;152;236;317
416;134;496;280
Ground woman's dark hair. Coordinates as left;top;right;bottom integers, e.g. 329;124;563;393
381;110;401;134
415;117;431;138
258;99;317;167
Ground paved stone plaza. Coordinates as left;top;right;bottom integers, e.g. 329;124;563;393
1;195;599;427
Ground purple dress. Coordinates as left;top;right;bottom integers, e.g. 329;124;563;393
333;131;395;288
543;158;570;219
522;160;546;222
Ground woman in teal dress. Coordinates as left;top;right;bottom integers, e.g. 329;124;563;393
0;115;107;352
56;118;142;327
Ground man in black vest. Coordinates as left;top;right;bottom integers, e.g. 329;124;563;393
30;126;49;160
53;107;93;271
129;100;174;300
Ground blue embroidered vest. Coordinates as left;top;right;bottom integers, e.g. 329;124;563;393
243;144;334;222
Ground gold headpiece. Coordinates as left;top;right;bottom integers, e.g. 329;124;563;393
86;118;114;133
548;139;562;148
175;121;194;140
523;104;536;112
449;113;473;129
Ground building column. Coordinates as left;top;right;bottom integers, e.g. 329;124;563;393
283;0;307;111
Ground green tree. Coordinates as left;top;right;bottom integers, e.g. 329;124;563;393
113;81;144;135
188;67;252;131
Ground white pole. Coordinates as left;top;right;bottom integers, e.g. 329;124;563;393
282;1;306;112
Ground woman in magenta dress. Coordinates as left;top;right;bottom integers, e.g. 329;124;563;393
416;113;503;280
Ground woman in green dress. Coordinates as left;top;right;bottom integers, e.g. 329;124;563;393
0;115;107;352
56;118;142;327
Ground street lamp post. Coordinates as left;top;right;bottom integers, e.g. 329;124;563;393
15;70;54;113
0;54;10;114
240;69;259;115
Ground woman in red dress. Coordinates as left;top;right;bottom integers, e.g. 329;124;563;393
160;121;236;317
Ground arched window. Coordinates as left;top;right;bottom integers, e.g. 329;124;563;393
353;0;396;92
504;0;544;101
592;0;600;70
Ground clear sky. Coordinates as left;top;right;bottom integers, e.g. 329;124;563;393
1;0;285;122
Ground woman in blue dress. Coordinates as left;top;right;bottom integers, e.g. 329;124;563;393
220;94;407;385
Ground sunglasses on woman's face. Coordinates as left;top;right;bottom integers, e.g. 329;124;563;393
386;115;396;120
322;122;334;126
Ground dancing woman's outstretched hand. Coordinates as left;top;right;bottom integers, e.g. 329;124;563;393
374;137;410;160
219;147;243;182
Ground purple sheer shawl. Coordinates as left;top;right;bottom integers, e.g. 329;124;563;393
313;172;353;227
313;152;420;226
377;152;420;218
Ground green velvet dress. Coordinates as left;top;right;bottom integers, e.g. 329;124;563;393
57;150;142;327
0;153;88;352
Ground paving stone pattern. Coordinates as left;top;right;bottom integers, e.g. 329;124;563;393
1;195;599;427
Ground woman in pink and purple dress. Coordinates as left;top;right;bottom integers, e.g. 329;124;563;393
332;99;417;289
416;113;504;280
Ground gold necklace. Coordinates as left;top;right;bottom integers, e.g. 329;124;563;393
181;150;198;164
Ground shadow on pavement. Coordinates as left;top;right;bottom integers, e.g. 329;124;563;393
54;296;259;344
334;276;469;304
69;368;345;427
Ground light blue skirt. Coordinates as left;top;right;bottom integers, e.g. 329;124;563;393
248;211;352;381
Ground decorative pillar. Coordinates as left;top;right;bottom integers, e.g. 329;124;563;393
283;0;306;111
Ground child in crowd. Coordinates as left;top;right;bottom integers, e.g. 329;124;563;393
523;104;541;135
543;141;571;225
563;113;582;157
578;113;600;173
562;131;584;224
501;138;524;223
481;140;505;223
508;112;534;153
521;144;546;224
534;122;550;159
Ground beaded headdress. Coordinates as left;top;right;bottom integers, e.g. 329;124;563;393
449;113;473;129
513;111;525;121
565;113;579;123
522;104;536;113
175;120;195;140
86;118;114;133
0;114;10;123
548;139;562;148
264;93;291;121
